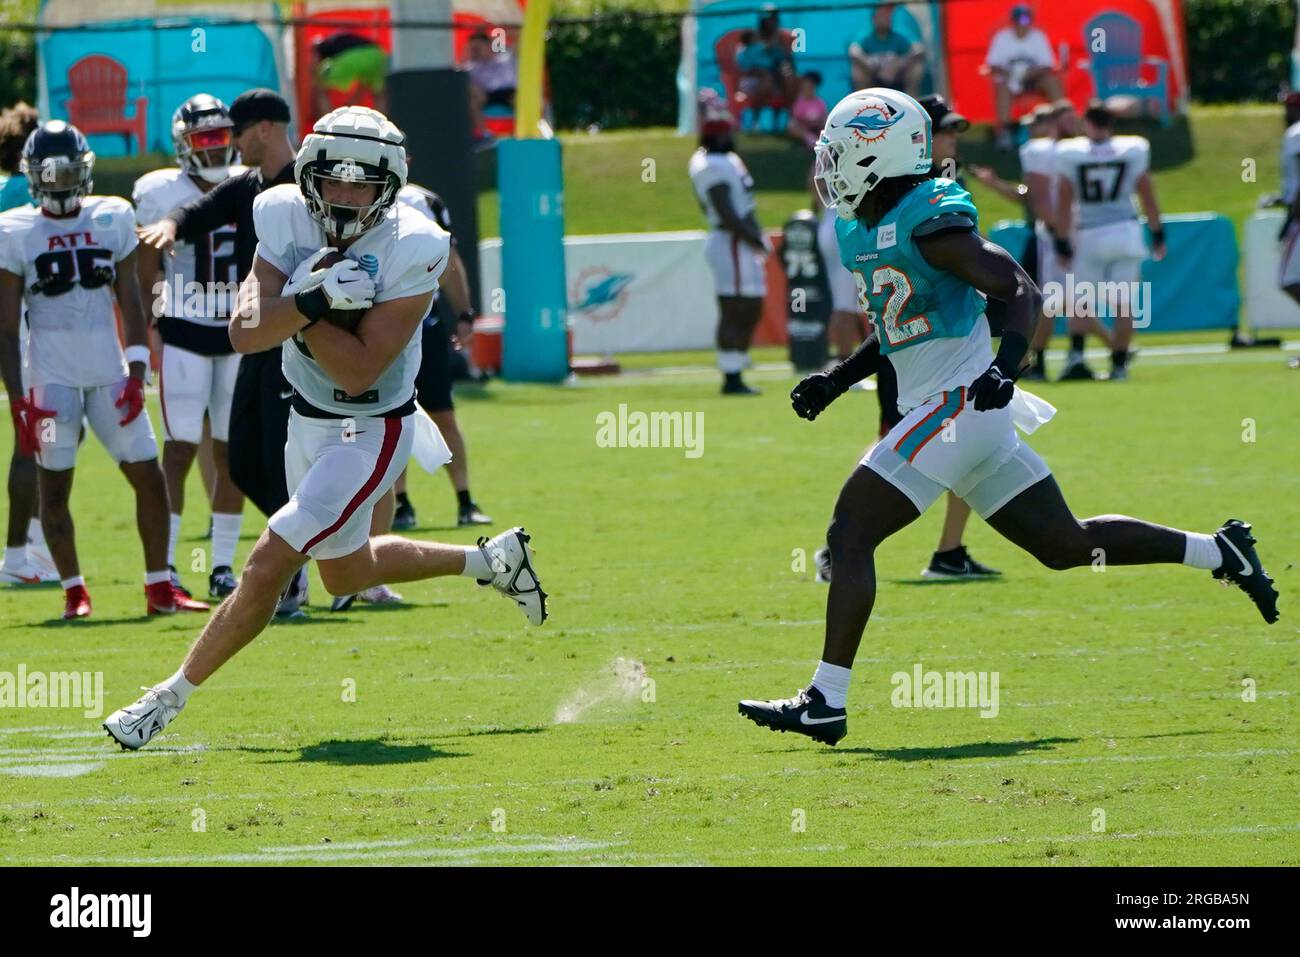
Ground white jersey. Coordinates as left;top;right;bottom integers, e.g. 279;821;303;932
132;166;244;323
0;195;137;388
1054;135;1150;230
253;184;450;416
1281;121;1300;205
1018;136;1057;236
689;148;757;231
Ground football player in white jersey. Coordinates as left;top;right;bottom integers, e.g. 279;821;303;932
1275;92;1300;306
0;121;210;619
1052;102;1164;381
1015;101;1112;381
133;94;246;601
104;107;546;750
689;102;770;395
0;102;58;585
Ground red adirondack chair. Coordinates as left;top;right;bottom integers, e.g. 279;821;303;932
65;55;148;153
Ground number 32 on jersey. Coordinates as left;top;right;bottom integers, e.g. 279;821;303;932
854;266;932;346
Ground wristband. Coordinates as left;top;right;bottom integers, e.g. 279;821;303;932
992;329;1029;380
294;287;330;327
1053;235;1073;259
457;310;476;327
1150;229;1165;245
827;337;883;393
124;345;151;368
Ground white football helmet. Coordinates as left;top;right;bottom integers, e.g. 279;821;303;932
814;88;932;220
296;106;407;240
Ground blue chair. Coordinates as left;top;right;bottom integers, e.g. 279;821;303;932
1080;11;1170;126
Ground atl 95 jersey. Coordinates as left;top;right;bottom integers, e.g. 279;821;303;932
0;195;137;388
1054;135;1150;229
133;167;242;323
252;184;450;417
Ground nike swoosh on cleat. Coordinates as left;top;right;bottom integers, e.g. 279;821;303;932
116;712;150;737
799;711;845;725
1219;535;1253;577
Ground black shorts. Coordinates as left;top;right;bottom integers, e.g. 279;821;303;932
414;318;453;414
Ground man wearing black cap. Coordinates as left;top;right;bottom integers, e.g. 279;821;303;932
136;88;308;615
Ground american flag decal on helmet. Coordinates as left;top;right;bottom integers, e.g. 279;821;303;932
911;130;925;144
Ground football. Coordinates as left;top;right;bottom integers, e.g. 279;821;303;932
311;249;369;332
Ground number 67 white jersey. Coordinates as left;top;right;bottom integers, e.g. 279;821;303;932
1054;135;1150;229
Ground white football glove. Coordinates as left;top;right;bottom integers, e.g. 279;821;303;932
282;247;338;296
283;248;376;310
319;260;375;311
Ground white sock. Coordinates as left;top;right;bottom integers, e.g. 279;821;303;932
144;569;171;586
811;660;852;709
160;667;199;706
717;349;748;374
4;545;25;569
166;513;182;568
211;512;242;570
1183;532;1222;571
60;575;84;590
461;545;492;580
26;517;45;547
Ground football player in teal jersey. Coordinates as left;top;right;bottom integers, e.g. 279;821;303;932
738;89;1278;746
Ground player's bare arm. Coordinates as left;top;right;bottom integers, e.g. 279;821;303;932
303;291;433;397
917;228;1043;408
1053;174;1075;265
1135;171;1166;261
134;236;164;321
706;183;765;251
916;228;1042;345
0;267;23;399
228;255;303;352
114;248;151;379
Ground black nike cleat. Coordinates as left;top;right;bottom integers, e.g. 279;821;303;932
922;546;1001;580
392;499;417;531
738;685;847;746
1212;519;1279;624
458;503;493;527
208;565;238;598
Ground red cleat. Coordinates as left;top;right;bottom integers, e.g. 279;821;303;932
146;581;211;615
62;584;92;620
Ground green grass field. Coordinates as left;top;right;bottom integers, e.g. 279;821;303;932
0;336;1296;865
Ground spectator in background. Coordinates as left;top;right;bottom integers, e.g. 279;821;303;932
848;3;925;98
312;33;388;119
0;102;38;211
757;6;798;104
737;30;778;120
786;72;828;150
464;30;518;145
985;4;1062;151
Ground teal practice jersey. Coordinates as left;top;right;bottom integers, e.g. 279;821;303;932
834;177;987;356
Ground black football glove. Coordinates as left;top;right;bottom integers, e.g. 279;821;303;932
967;364;1017;411
968;330;1029;411
791;337;884;421
790;372;842;421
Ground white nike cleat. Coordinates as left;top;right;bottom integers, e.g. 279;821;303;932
24;543;60;581
358;584;403;604
0;563;44;585
103;686;184;751
476;527;548;625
